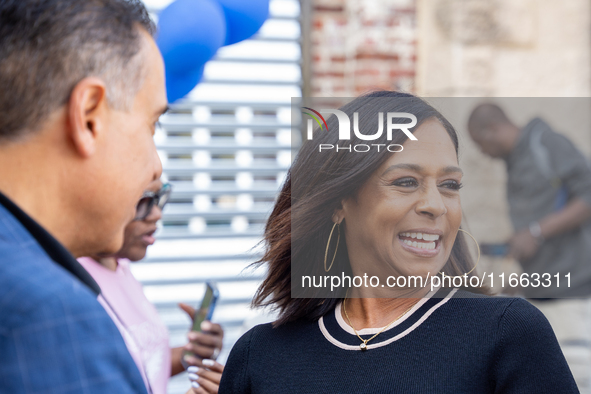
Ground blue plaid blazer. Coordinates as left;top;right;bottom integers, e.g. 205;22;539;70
0;198;148;393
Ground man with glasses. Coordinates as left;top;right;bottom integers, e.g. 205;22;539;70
79;180;225;394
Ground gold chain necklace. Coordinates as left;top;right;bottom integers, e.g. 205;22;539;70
342;295;418;351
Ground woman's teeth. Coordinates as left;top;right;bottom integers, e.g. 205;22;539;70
400;232;440;241
399;232;440;250
402;239;436;250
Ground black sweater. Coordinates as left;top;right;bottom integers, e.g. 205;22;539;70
219;289;578;393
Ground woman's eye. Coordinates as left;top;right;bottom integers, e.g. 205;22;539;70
392;177;418;187
440;180;463;190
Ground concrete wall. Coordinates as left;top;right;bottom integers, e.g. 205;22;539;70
416;0;591;97
415;0;591;283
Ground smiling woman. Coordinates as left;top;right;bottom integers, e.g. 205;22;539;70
337;119;465;286
283;92;481;304
218;91;578;393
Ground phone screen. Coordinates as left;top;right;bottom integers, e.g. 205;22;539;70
191;283;218;332
183;283;219;363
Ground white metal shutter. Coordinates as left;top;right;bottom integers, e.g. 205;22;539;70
138;1;302;393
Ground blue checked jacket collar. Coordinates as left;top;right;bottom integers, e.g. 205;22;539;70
0;192;148;394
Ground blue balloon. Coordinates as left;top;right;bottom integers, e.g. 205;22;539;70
166;64;205;103
216;0;270;46
157;0;226;76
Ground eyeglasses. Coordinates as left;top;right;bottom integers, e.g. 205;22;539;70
134;183;172;221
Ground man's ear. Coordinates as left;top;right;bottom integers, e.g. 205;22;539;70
67;77;108;158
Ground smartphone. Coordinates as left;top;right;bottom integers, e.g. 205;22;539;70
480;243;509;257
183;282;219;363
192;282;219;332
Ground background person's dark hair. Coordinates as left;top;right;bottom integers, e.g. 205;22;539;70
0;0;155;141
253;91;488;326
467;103;512;135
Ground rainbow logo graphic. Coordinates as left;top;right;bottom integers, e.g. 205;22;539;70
301;107;328;133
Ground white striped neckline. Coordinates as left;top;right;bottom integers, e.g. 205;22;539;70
318;288;457;351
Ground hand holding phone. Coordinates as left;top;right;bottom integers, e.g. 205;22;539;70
181;282;222;367
191;282;219;332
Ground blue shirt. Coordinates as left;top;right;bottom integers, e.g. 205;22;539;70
0;192;148;393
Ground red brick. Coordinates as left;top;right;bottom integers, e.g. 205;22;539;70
330;55;347;63
310;0;416;96
314;5;344;13
355;53;400;61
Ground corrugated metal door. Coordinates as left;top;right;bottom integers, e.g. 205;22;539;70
137;1;303;392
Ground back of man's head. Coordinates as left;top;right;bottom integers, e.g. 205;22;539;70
0;0;155;140
467;103;512;136
0;0;166;258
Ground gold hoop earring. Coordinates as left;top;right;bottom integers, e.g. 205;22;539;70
439;228;480;277
324;221;340;272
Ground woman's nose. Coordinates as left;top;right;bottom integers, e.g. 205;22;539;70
415;183;447;219
145;205;163;222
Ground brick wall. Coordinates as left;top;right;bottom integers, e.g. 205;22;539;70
310;0;417;97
